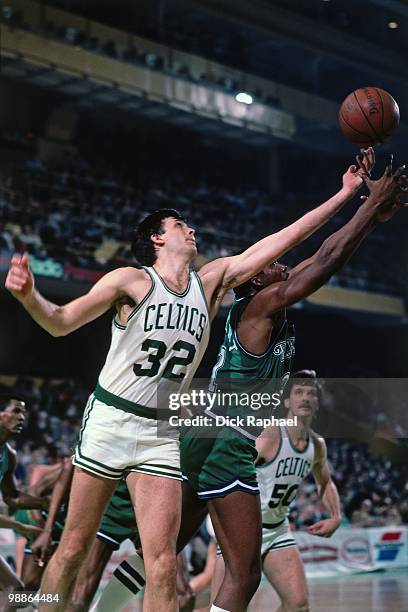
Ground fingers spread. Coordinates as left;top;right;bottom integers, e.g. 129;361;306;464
385;153;394;177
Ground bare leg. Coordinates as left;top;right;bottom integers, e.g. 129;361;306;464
0;555;24;612
69;539;113;612
21;553;44;591
39;468;116;612
177;480;208;552
126;472;181;612
209;492;262;612
262;547;309;612
210;554;225;604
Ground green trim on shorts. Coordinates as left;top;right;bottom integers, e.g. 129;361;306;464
180;426;258;498
75;397;125;477
129;465;182;480
73;456;123;479
94;383;160;419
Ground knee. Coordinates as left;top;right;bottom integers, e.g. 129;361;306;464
244;563;262;598
55;537;89;570
226;559;262;599
146;551;177;585
282;595;309;612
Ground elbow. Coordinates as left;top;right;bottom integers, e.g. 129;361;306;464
49;327;67;338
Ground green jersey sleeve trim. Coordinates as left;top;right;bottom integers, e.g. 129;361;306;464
126;267;156;322
256;427;283;469
194;270;211;320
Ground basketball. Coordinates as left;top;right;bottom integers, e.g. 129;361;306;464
339;87;400;146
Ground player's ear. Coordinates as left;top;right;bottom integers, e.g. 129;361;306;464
283;397;290;410
151;233;165;246
252;275;263;288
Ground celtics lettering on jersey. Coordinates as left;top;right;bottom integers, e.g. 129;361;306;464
97;267;210;415
257;427;315;524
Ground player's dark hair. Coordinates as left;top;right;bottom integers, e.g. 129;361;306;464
282;369;323;403
0;394;27;412
131;208;187;266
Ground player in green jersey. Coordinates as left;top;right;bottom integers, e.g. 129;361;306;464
95;156;408;611
0;397;47;606
179;157;408;612
6;152;373;611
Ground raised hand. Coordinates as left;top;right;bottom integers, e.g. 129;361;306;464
342;147;375;195
362;155;408;222
5;252;34;302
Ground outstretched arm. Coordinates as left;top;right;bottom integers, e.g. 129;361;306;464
251;160;408;315
5;257;144;336
31;459;74;565
200;150;374;297
0;513;42;538
307;436;341;538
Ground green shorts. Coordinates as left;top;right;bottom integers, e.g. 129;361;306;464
180;425;259;500
16;508;66;555
97;481;140;551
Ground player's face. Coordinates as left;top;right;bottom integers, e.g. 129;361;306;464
285;384;319;419
161;218;197;256
0;400;27;434
257;261;289;287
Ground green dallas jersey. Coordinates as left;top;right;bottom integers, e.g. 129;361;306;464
207;296;295;438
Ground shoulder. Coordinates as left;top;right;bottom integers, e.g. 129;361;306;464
4;444;16;467
256;426;281;464
104;266;150;284
310;430;327;460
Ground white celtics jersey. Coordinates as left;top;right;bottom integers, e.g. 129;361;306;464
257;427;316;525
97;266;210;418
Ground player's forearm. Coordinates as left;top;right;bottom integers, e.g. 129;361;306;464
315;198;378;272
321;481;341;520
229;187;354;285
43;471;72;531
20;289;66;337
8;492;48;511
0;513;28;532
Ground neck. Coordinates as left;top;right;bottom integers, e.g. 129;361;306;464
0;430;10;446
154;255;191;282
286;415;311;441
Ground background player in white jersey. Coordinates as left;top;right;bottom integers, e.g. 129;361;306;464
92;158;408;612
5;154;398;611
212;370;340;612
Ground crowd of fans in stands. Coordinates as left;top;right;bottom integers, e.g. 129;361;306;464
0;146;405;297
1;377;406;529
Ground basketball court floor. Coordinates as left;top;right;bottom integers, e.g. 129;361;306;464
118;568;408;611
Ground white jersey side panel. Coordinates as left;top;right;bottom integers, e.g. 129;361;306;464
98;267;210;411
257;427;316;524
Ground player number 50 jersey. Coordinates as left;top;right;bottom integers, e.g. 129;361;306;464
257;427;316;524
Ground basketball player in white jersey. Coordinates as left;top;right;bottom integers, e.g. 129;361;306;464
4;151;382;611
211;370;340;612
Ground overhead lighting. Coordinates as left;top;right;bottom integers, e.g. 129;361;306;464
235;92;253;105
388;21;398;29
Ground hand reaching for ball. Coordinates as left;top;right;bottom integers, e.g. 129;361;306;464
342;147;375;195
361;155;408;222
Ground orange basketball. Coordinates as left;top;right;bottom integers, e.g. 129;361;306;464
339;87;399;146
